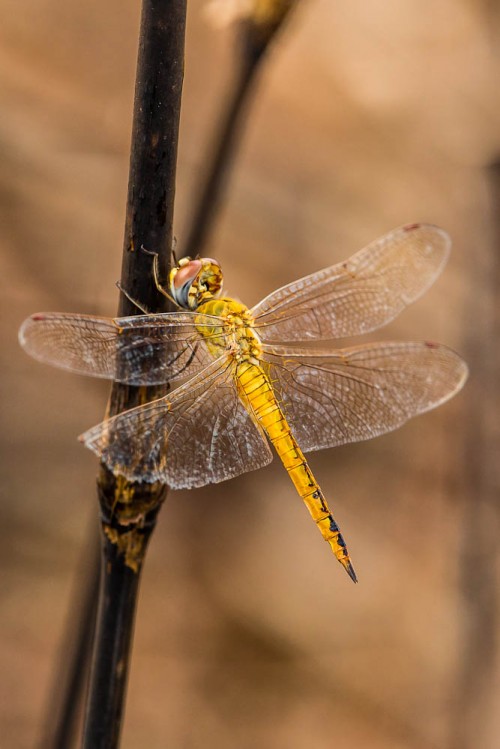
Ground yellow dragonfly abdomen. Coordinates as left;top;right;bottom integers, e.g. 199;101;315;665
236;358;357;582
196;294;357;580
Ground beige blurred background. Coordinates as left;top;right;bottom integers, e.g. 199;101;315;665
2;1;499;747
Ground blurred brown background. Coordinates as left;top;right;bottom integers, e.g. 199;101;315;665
2;1;499;747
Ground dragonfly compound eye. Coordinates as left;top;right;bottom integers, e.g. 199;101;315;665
169;257;223;309
169;259;202;308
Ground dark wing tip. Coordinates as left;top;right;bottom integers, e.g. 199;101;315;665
400;222;451;249
18;312;54;353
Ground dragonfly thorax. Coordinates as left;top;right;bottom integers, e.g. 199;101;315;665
169;257;223;310
196;297;263;365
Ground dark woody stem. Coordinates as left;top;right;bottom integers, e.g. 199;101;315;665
81;500;161;749
80;1;187;747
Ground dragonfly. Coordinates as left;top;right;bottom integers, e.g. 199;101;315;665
19;223;468;582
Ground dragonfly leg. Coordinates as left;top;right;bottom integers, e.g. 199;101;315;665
115;281;151;314
164;339;200;377
140;244;179;308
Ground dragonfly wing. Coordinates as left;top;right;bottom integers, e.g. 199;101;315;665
81;357;273;487
19;311;223;384
251;224;450;342
262;341;468;451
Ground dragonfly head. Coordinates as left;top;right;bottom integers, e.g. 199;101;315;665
169;257;223;309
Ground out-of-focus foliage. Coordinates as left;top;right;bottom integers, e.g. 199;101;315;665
207;0;295;29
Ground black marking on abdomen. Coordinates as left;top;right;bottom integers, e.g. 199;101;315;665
328;515;340;534
310;489;328;513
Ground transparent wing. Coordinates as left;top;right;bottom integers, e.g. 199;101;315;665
19;311;227;384
81;357;273;488
251;224;450;342
262;341;468;451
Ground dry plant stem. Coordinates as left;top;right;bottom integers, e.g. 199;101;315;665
182;48;262;258
181;9;297;259
81;1;187;747
38;520;100;749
